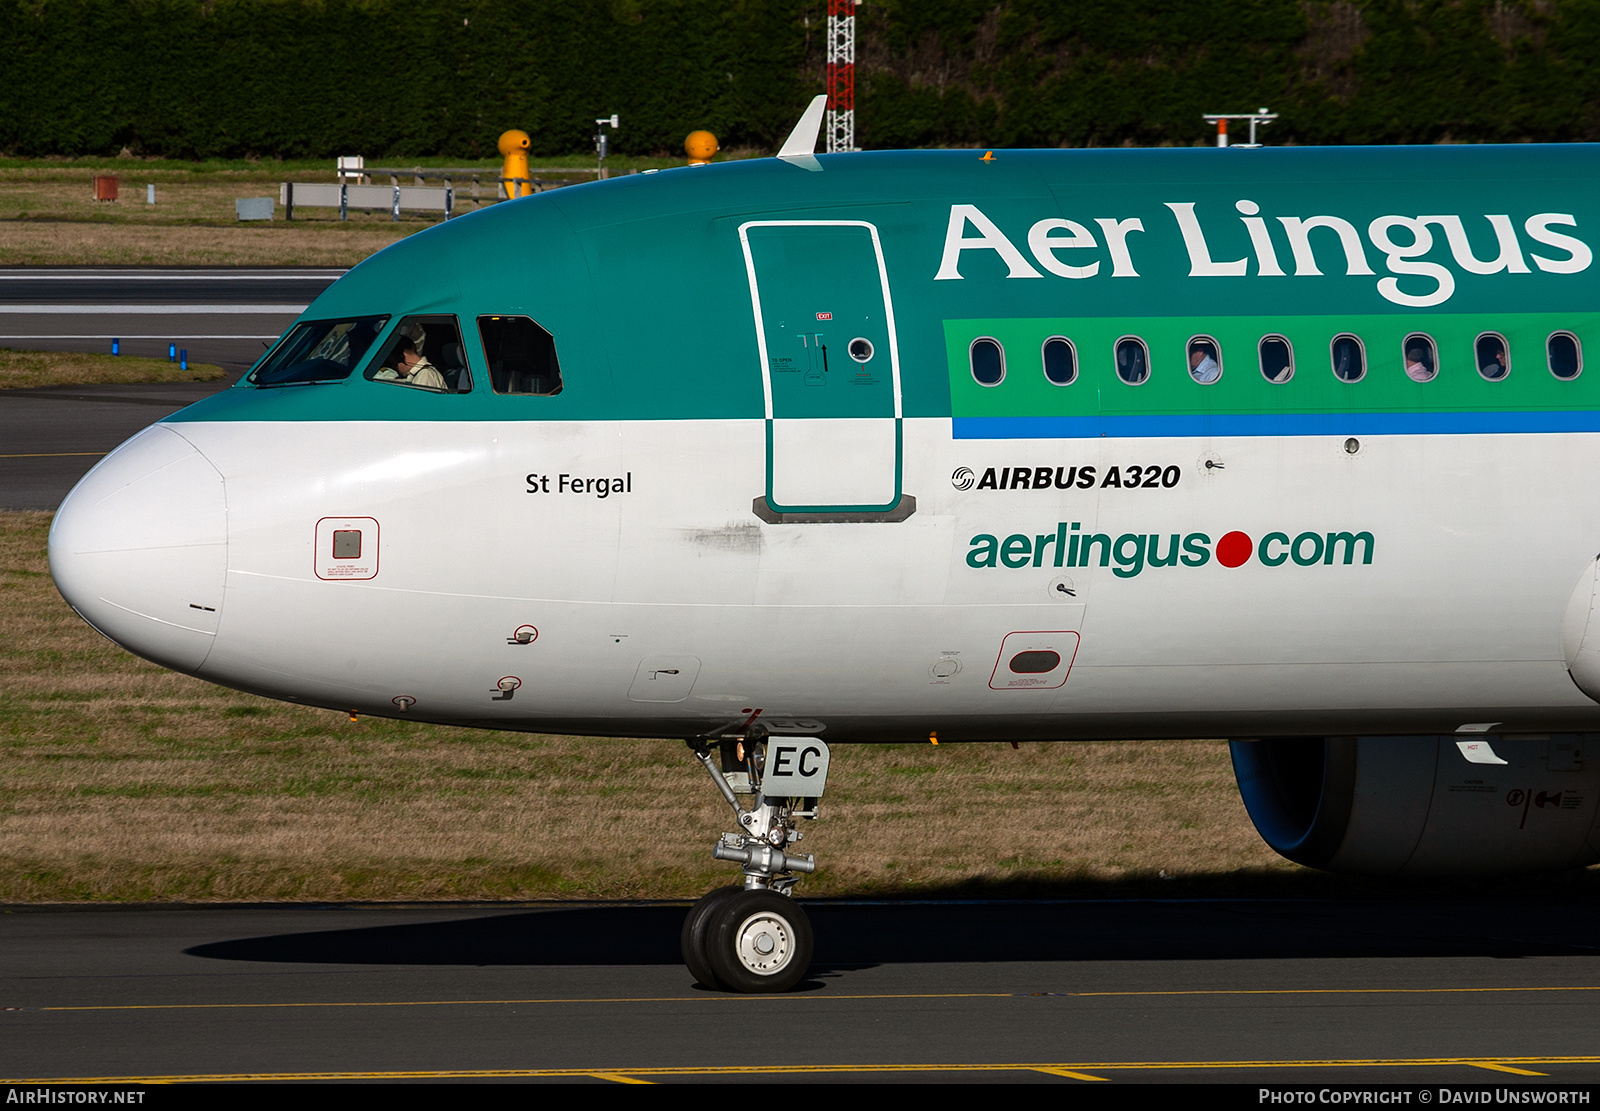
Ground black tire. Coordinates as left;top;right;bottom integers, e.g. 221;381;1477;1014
705;889;813;994
680;885;743;989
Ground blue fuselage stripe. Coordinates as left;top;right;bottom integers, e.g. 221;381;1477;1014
952;412;1600;439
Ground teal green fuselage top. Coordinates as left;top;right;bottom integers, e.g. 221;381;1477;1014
172;144;1600;437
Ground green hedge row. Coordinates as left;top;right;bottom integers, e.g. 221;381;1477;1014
860;0;1600;148
1;1;1596;159
0;0;808;159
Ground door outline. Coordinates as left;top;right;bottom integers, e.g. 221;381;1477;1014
738;219;905;514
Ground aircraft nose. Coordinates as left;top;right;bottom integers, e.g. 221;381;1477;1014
49;425;227;674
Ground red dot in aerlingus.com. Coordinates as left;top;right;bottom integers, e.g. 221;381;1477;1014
1217;531;1253;567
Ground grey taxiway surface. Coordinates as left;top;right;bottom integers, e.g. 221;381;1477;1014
0;267;336;509
5;270;1600;1085
3;896;1600;1084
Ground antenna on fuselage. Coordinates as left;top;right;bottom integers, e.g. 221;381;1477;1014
777;95;828;172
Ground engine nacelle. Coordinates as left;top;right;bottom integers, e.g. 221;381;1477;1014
1230;736;1600;875
1560;556;1600;702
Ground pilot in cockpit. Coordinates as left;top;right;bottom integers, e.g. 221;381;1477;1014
374;323;446;390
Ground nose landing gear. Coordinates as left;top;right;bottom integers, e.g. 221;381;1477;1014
681;737;825;992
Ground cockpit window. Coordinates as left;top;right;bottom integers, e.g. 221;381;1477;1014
479;315;563;395
364;315;473;393
249;316;389;386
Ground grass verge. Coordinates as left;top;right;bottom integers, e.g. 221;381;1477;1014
0;349;225;390
0;221;408;268
0;154;757;266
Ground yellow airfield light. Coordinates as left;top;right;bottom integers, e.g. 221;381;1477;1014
686;130;718;166
499;130;533;198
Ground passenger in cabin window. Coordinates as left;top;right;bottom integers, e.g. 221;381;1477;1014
1331;337;1364;382
1188;341;1220;383
374;336;446;390
1117;341;1148;384
1479;339;1508;380
1404;344;1435;382
1259;338;1293;383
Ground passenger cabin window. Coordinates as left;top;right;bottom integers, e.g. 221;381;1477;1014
1187;335;1222;384
480;315;563;395
1476;332;1510;381
1330;334;1365;383
249;315;389;386
365;315;472;393
1042;337;1077;385
1259;335;1293;383
1402;333;1438;383
1549;332;1582;380
970;337;1005;386
1115;337;1149;385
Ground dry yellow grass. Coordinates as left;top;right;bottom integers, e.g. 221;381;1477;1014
0;349;225;390
0;170;463;225
0;156;749;267
0;221;407;268
1;509;1301;903
0;167;431;266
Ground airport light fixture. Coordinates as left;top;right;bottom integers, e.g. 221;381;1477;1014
596;114;619;180
1203;108;1277;148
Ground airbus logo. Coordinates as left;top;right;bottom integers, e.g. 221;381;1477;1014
954;465;1184;491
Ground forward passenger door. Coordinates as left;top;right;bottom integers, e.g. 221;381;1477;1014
739;220;903;514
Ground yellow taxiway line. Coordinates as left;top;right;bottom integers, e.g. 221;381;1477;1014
23;983;1600;1012
5;1057;1599;1084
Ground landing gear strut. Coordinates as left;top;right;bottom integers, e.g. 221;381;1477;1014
681;737;823;992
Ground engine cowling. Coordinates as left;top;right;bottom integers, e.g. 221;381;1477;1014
1561;556;1600;702
1230;736;1600;875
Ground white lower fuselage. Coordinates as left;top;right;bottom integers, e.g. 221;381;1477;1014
50;416;1600;742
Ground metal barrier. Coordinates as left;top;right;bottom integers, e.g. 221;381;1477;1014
279;181;453;221
279;169;604;221
362;166;599;204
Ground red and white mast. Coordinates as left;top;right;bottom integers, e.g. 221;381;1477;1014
826;0;857;153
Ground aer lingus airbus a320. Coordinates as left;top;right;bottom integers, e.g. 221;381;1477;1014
49;98;1600;991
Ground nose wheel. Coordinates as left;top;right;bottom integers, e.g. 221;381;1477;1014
683;886;814;992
